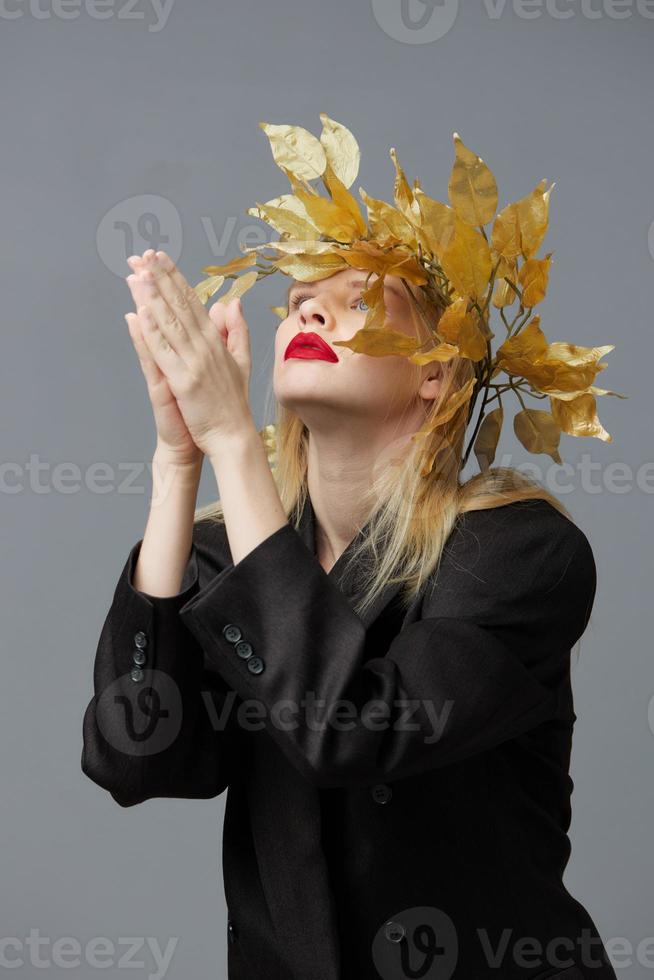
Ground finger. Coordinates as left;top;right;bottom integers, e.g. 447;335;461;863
153;251;211;332
136;304;186;385
208;298;228;343
124;312;165;388
139;250;209;354
134;269;198;363
224;297;252;367
126;273;158;313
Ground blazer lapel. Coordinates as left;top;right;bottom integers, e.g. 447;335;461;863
295;493;408;630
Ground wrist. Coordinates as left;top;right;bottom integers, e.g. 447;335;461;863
151;450;203;494
206;423;262;467
153;445;203;468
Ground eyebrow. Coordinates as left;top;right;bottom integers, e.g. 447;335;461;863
287;277;407;302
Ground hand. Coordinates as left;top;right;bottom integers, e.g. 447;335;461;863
124;254;202;466
125;249;255;457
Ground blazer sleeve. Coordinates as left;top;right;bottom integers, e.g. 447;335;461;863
175;503;597;789
81;536;243;807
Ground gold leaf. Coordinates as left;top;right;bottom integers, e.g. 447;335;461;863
389;147;422;226
255;239;338;255
270;305;288;319
550;392;612;441
384;251;430;285
491;201;522;260
440;215;492;301
258;121;327;182
407;342;460;365
338;243;390;276
213;270;259;305
332;327;422;357
496;315;548;366
547;384;627;401
413;189;456;258
247;197;319;238
292;183;365;243
278;165;320;199
259;423;278;469
339;243;428;285
273;252;349;282
318;112;360;189
497;316;613;394
513;408;563;464
491;180;554;260
474;406;504;470
435;296;487;361
201;253;258;276
360;275;388;331
358;186;418;249
448;133;498;228
321;161;368;237
411;377;477;440
518;252;553;306
491;256;519;308
546;341;615;367
518;179;555;258
193;274;225;304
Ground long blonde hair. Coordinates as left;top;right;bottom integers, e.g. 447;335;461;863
193;279;580;634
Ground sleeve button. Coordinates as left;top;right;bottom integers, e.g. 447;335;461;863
130;667;144;683
235;641;253;660
134;631;148;649
384;920;406;943
371;783;393;804
222;624;242;643
247;656;265;675
132;650;146;667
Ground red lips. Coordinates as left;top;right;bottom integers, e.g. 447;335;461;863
284;331;339;362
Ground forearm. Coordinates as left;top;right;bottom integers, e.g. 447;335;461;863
207;425;288;566
132;450;204;597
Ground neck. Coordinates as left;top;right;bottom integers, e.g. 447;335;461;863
303;415;420;571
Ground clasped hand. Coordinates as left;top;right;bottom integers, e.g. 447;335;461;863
124;249;256;462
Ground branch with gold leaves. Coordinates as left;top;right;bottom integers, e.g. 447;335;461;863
193;113;626;477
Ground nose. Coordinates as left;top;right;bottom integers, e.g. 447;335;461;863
297;296;335;331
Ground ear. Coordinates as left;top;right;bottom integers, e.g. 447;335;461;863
418;369;442;403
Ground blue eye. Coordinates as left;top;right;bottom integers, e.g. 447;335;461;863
288;293;370;312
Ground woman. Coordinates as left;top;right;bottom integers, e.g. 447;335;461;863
81;248;616;980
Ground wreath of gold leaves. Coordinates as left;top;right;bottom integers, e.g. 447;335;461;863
194;112;625;477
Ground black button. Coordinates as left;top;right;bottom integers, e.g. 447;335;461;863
130;667;144;683
222;624;242;643
247;656;265;675
132;649;146;666
235;640;253;660
227;917;237;944
371;783;392;804
134;631;147;649
384;920;406;943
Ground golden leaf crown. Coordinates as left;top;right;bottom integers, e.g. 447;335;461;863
194;112;625;477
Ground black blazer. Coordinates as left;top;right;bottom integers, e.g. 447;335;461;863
81;495;617;980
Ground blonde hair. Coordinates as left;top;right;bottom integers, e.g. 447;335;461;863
193;277;586;651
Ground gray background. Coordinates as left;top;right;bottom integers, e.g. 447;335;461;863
1;0;652;977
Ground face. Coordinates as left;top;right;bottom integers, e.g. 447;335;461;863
273;268;441;435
